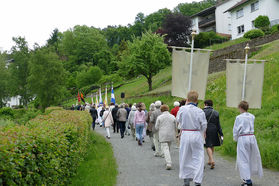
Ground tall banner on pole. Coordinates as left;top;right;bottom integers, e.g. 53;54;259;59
111;85;115;104
226;60;265;109
104;86;108;106
171;49;210;100
95;93;99;106
99;88;103;104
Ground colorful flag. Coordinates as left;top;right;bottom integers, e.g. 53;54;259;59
77;91;81;102
95;93;99;106
80;92;85;103
104;86;108;106
111;86;115;104
91;95;94;106
99;88;103;104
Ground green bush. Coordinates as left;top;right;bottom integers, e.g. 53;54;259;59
0;107;14;119
244;29;265;39
255;15;270;28
0;109;91;185
271;24;279;34
195;31;229;48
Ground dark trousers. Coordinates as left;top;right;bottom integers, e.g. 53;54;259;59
92;118;96;130
119;121;126;138
113;121;120;133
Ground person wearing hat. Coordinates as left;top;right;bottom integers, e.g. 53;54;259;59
150;100;163;157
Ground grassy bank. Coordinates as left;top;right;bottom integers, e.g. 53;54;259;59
71;132;117;186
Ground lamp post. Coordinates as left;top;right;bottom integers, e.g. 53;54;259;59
188;29;198;92
242;43;250;101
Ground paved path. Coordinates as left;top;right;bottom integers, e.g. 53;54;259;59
95;126;279;186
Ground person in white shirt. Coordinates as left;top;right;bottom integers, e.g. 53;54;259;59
176;91;207;186
233;101;263;186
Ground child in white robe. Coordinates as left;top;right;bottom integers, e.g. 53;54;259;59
177;91;207;186
233;101;263;186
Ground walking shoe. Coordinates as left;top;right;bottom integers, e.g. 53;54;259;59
166;164;172;170
183;178;191;186
210;162;215;169
241;179;252;186
152;146;155;151
194;183;201;186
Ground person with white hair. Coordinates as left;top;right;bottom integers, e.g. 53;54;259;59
150;100;163;157
103;106;114;139
127;105;137;139
146;103;156;151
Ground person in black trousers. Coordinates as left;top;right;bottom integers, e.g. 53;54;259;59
117;104;128;138
112;104;119;133
203;100;224;169
89;105;98;130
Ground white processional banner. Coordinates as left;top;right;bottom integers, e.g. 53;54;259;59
226;61;264;109
172;49;210;100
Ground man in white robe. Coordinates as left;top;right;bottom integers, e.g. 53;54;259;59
233;101;263;186
177;91;207;186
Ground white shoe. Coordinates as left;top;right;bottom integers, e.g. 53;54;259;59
166;164;172;170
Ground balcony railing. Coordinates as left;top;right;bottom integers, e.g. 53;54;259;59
198;17;215;28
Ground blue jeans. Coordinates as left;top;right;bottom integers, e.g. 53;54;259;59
136;123;144;143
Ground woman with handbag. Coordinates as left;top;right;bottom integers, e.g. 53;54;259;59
203;100;223;169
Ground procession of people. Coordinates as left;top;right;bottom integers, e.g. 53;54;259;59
75;89;262;186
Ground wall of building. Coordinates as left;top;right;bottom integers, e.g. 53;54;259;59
263;0;279;26
5;96;21;108
216;0;239;35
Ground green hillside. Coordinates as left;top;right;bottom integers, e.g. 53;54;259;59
64;39;279;170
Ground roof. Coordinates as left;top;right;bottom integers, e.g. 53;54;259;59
225;0;251;12
191;6;216;18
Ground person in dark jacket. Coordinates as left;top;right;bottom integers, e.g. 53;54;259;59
89;105;98;130
112;104;119;133
203;100;224;169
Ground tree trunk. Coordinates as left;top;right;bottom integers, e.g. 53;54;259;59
148;76;152;91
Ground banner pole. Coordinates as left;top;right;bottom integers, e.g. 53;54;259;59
188;30;197;92
242;44;250;101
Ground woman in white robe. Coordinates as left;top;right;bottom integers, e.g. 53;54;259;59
233;101;263;186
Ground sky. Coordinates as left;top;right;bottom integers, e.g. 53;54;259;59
0;0;200;52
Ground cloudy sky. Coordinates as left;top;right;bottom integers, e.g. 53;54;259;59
0;0;200;51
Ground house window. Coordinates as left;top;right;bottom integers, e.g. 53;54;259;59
236;8;244;19
251;1;259;12
228;24;232;31
237;25;245;34
252;20;255;28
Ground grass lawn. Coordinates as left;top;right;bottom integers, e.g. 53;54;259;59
206;37;250;50
71;132;117;186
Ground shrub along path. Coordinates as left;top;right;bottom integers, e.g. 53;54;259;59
95;126;279;186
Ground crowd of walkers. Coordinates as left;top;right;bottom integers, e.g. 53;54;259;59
78;90;262;186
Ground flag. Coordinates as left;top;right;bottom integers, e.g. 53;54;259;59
91;95;94;106
77;91;81;102
95;93;99;106
104;86;108;106
111;86;115;104
99;88;103;104
80;92;85;103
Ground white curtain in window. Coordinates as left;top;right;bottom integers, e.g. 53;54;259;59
171;49;210;100
226;61;265;108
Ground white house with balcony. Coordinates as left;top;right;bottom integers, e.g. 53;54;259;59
225;0;279;39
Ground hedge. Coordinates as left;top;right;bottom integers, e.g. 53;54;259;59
0;109;91;185
244;29;264;39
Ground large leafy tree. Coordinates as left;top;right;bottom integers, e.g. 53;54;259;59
161;13;192;47
9;37;32;106
76;66;103;88
120;31;171;91
28;48;66;111
174;0;216;16
0;53;10;107
59;25;108;72
144;8;172;32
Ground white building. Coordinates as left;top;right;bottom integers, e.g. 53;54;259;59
5;96;21;108
225;0;279;39
191;6;216;34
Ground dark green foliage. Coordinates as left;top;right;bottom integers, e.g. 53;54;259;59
271;24;279;34
76;66;103;88
255;15;270;29
174;0;216;16
243;29;265;39
195;32;229;48
0;107;14;118
0;109;91;185
0;53;10;107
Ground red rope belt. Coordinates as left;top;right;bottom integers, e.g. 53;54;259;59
239;133;254;137
182;129;199;132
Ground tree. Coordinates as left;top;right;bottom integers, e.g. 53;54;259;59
9;37;32;106
174;0;216;16
28;48;66;111
161;13;192;47
47;28;62;54
76;66;103;88
0;53;10;107
144;8;172;32
120;31;171;91
255;15;270;29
